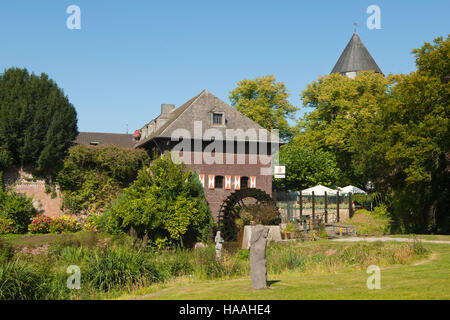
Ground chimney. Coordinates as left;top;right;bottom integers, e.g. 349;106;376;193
161;104;175;116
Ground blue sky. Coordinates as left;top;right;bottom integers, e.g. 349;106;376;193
0;0;448;133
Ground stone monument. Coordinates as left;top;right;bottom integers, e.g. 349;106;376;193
215;231;224;260
250;224;269;289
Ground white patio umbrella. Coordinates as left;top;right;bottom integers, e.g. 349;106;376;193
300;185;338;196
338;185;367;195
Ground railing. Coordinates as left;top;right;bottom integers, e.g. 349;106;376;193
324;223;357;237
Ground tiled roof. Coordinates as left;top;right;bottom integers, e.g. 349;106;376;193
135;90;284;148
75;132;135;149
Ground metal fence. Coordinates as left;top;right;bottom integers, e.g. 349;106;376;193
274;190;355;224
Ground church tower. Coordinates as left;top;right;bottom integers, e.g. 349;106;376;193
331;32;383;78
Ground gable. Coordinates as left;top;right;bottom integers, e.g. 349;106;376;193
135;90;283;148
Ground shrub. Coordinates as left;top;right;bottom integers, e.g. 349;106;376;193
0;189;35;233
83;215;98;232
57;145;150;214
49;216;82;234
28;215;53;234
0;218;16;235
102;155;212;247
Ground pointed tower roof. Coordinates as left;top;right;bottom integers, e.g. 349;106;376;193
331;33;382;75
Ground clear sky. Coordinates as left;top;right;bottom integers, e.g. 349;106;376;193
0;0;448;133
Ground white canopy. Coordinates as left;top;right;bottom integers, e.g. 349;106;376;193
300;185;338;196
339;185;367;195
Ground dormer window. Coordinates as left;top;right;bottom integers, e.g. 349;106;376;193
212;112;224;126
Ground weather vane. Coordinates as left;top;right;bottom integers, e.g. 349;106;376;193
354;22;358;33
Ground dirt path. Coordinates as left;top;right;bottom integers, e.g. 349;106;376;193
332;236;450;244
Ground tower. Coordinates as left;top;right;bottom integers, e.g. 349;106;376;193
331;32;383;78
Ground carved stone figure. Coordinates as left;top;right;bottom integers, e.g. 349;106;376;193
250;224;269;289
215;231;224;260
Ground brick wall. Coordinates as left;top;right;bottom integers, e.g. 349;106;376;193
3;167;64;218
166;150;273;220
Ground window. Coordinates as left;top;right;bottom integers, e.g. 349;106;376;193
215;175;224;189
240;176;249;189
212;112;224;125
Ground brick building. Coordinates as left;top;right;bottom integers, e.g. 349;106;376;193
134;89;283;219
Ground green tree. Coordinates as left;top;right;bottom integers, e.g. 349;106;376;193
229;75;299;140
274;143;341;190
0;68;78;175
297;35;450;233
101;155;212;247
296;71;392;185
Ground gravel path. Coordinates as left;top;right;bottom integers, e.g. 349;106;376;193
332;237;450;244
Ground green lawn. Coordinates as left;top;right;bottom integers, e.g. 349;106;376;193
121;241;450;300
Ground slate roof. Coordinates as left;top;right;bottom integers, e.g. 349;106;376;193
135;90;284;148
331;33;383;75
75;132;135;149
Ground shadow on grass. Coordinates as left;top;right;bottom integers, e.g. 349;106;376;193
267;280;280;287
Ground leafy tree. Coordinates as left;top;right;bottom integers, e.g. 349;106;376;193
229;75;299;140
0;68;78;175
296;71;392;186
411;35;450;83
296;35;450;233
274;143;341;190
100;155;212;247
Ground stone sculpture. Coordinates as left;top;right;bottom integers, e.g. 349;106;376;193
215;231;224;260
250;224;269;289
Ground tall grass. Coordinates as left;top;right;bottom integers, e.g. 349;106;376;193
0;234;429;300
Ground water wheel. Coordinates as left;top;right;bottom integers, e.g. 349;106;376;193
217;188;279;241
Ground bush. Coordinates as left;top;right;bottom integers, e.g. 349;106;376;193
49;216;82;234
102;155;212;247
0;189;35;233
28;215;53;234
83;215;98;232
57;145;150;215
0;218;16;235
28;215;82;234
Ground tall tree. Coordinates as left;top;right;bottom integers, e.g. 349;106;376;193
0;68;78;175
297;71;392;185
296;35;450;233
274;143;341;190
229;75;298;140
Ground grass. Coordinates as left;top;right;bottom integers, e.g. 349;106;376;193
343;209;391;235
121;241;450;300
1;232;447;300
